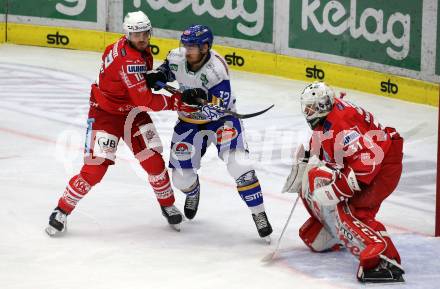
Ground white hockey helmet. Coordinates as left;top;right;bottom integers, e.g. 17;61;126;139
300;81;335;129
123;11;152;40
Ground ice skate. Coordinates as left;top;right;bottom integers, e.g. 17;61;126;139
45;207;68;237
252;211;272;243
357;256;405;283
184;190;200;220
161;205;184;231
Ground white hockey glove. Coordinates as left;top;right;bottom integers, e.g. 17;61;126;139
282;144;310;193
200;104;224;120
304;162;361;207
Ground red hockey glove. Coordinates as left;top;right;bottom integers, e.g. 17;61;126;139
168;92;199;113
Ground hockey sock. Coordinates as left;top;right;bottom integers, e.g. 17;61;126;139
236;170;265;214
58;174;92;214
148;168;174;207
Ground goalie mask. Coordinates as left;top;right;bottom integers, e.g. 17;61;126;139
300;82;335;129
123;11;152;40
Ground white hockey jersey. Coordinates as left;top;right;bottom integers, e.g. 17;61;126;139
158;48;237;124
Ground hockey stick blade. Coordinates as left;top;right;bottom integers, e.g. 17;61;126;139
155;81;274;119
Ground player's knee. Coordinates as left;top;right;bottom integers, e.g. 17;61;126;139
223;149;253;179
299;217;341;252
172;168;198;191
80;163;109;186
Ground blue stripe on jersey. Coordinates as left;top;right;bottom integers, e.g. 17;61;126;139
208;80;232;109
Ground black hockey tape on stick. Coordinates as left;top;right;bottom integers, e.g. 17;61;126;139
155;81;274;119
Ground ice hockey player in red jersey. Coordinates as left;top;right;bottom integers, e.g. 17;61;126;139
283;82;405;283
45;11;198;235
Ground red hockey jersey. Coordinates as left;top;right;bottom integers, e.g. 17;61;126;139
310;98;398;185
91;36;169;115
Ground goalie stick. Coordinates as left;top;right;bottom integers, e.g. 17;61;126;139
155;81;274;119
261;194;300;263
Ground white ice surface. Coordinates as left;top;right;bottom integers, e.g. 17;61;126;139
0;44;439;289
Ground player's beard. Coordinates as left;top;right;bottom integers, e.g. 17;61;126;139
186;52;208;72
134;41;148;52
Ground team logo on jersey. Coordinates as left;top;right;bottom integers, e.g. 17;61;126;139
216;125;238;145
172;142;195;161
127;65;146;74
170;64;178;71
200;73;209;86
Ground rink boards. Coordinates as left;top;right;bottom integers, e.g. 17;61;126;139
4;22;439;107
0;22;4;43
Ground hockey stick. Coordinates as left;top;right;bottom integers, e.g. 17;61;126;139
155;81;274;119
261;193;300;263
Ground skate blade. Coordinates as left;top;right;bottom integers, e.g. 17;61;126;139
45;225;65;237
263;236;271;244
360;276;405;284
170;223;181;232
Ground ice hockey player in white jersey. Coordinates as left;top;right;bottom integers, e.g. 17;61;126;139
146;24;272;241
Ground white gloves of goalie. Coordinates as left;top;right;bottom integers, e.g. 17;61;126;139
282;144;309;193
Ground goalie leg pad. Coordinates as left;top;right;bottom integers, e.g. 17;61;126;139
299;216;342;252
335;202;387;270
354;207;402;265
